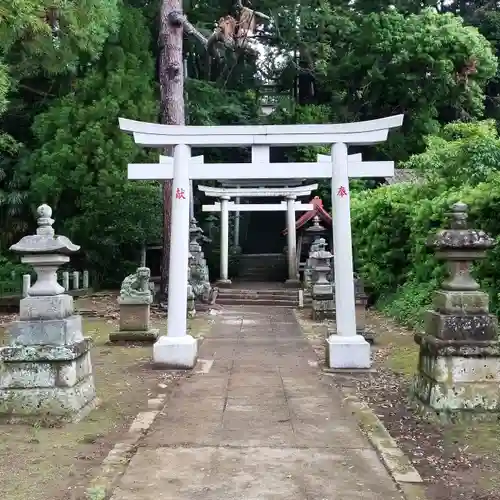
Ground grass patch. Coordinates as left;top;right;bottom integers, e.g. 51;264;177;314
385;345;419;379
443;420;500;454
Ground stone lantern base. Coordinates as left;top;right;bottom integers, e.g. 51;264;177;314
412;333;500;420
311;293;335;321
0;294;97;424
110;302;159;342
312;292;369;338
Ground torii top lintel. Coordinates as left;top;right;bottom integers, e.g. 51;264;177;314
118;115;404;147
198;184;318;198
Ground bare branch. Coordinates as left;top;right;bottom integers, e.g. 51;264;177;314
168;11;235;61
169;11;209;47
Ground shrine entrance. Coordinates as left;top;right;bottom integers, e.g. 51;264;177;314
241;197;284;254
119;114;403;370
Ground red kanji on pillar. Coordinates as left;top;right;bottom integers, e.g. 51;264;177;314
175;187;186;200
337;186;348;198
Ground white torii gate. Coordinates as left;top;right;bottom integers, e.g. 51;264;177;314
119;115;404;370
199;183;318;287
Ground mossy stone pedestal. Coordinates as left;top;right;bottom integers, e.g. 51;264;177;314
412;202;500;420
111;267;159;342
0;205;97;424
110;302;160;342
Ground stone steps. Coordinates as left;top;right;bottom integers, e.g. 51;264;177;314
238;253;287;282
216;287;299;308
217;297;297;307
218;288;299;300
237;276;282;282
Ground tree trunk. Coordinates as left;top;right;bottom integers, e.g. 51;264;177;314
159;0;185;297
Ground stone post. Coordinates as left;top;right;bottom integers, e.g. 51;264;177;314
72;271;79;290
62;271;69;291
140;244;147;267
0;204;97;424
285;195;300;287
217;195;231;287
310;239;335;321
412;202;500;419
327;142;370;368
234;192;241;248
82;270;89;290
22;274;31;298
354;276;371;342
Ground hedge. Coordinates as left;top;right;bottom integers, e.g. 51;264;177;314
351;120;500;328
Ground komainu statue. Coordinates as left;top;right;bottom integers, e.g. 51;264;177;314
119;267;153;304
190;260;219;304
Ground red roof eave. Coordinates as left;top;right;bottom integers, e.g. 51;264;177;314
282;196;332;235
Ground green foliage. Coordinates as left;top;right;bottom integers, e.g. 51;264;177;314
0;0;120;79
186;80;260;126
405;120;500;187
352;121;500;328
0;61;9;115
22;6;160;285
272;6;498;159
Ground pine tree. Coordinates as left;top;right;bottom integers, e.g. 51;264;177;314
24;6;161;284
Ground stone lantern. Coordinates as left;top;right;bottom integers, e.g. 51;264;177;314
189;217;204;251
0;204;97;424
412;202;500;418
310;238;335;320
304;216;328;289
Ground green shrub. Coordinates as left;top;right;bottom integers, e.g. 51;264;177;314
352;120;500;328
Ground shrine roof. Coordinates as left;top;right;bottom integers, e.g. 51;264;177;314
385;168;420;185
282;196;332;235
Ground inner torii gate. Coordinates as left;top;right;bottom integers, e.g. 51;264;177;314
119;115;404;370
202;198;315;286
199;183;318;287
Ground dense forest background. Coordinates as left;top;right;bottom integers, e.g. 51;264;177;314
2;0;500;324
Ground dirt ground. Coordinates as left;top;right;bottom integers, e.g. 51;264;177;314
296;308;500;500
0;292;213;500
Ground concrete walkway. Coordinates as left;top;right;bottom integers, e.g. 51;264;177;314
110;307;403;500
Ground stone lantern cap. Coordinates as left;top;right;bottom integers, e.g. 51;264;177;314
10;204;80;255
189;217;203;239
306;215;326;234
427;202;495;258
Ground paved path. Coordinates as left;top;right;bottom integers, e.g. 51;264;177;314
111;307;402;500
